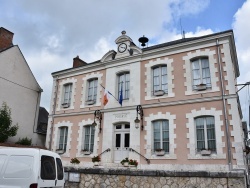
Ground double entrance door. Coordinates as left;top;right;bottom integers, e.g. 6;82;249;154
114;124;130;163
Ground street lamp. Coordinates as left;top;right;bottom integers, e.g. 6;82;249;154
134;105;144;130
92;110;102;133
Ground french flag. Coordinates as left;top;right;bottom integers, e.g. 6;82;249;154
103;89;111;106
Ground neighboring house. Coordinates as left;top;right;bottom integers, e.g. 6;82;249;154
46;30;246;173
0;27;44;146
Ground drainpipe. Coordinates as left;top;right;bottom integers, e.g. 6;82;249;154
49;76;59;150
216;39;232;170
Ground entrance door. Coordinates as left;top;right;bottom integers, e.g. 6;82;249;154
114;124;130;163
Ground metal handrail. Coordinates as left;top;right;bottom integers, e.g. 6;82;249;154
129;148;150;164
98;148;111;157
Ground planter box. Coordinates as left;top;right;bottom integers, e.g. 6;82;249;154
123;162;129;167
93;162;99;166
196;84;207;91
86;100;95;105
56;149;65;154
201;150;211;156
155;150;165;156
62;103;70;108
154;90;165;96
82;150;91;155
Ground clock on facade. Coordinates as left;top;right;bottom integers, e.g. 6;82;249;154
118;43;127;53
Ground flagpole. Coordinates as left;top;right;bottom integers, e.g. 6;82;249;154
100;84;119;102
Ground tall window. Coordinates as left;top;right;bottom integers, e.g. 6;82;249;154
63;84;72;105
153;65;168;94
153;120;169;152
191;58;211;89
118;72;130;99
83;125;95;152
195;116;216;152
58;127;68;151
87;79;98;102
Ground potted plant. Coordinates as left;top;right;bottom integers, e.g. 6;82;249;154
129;159;138;167
196;83;207;91
155;148;165;156
92;155;101;166
70;157;80;165
200;148;211;156
81;149;91;155
120;157;130;167
154;90;165;96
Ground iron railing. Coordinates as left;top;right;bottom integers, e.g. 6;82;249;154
129;148;150;164
98;148;111;157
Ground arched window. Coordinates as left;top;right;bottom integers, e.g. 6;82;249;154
191;57;211;90
83;125;95;152
195;116;216;152
117;72;130;99
153;120;169;152
87;78;98;103
62;83;72;107
58;126;68;151
152;65;168;95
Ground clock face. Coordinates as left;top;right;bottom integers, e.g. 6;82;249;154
118;43;127;53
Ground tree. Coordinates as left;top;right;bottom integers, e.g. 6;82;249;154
0;102;18;143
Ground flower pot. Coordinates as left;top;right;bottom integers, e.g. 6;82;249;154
201;150;211;156
82;150;91;155
196;84;207;91
93;162;99;166
155;150;165;156
123;162;129;167
154;90;165;96
86;100;95;105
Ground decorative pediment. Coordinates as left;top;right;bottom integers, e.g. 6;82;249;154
115;31;133;44
100;50;117;63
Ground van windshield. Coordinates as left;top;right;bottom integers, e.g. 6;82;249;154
41;155;56;180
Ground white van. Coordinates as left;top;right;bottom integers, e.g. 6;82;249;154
0;147;65;188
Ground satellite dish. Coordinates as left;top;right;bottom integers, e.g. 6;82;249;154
138;35;149;47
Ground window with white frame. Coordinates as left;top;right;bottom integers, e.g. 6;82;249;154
87;78;98;103
62;83;72;107
152;65;168;95
191;57;211;90
153;120;169;152
195;116;216;152
83;125;95;152
118;72;130;99
58;127;68;151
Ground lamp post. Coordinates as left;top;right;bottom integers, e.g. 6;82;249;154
134;105;144;130
92;110;102;133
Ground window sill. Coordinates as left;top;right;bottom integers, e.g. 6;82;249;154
85;100;96;105
61;103;70;108
81;150;91;155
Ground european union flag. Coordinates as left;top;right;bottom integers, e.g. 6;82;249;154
119;82;123;106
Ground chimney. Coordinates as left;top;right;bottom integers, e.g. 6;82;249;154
0;27;14;51
73;56;87;68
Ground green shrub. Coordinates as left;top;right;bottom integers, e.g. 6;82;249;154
15;137;32;145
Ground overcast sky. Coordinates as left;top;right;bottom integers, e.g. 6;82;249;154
1;0;250;125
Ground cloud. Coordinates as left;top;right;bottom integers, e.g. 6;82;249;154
233;0;250;124
0;0;235;112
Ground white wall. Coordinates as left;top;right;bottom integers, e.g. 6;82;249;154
0;46;44;146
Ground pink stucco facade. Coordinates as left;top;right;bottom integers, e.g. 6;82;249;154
46;30;246;172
